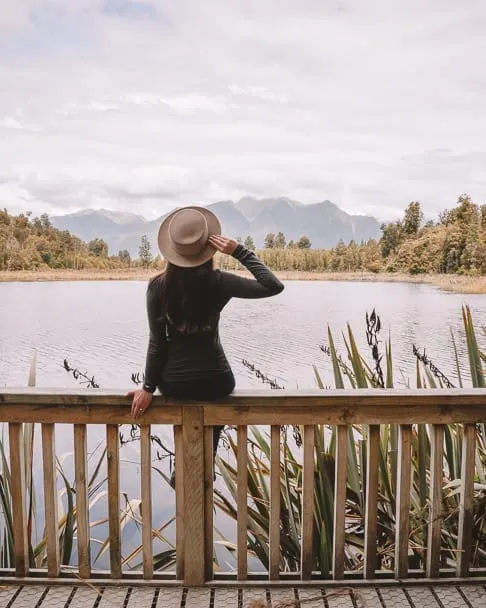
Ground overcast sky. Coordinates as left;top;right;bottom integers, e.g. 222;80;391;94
1;1;485;221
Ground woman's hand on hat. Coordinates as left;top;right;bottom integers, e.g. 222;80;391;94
127;388;153;419
209;235;238;255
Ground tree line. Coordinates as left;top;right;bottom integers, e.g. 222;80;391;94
1;194;485;274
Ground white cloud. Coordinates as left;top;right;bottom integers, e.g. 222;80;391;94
0;0;486;220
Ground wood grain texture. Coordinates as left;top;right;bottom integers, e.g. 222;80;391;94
457;423;476;577
140;425;153;580
174;425;184;580
8;423;29;576
269;425;281;580
364;424;380;579
204;426;214;582
182;406;206;585
301;425;314;580
426;424;444;578
106;424;121;579
395;425;412;579
237;425;248;581
74;424;90;578
332;425;348;580
41;423;60;577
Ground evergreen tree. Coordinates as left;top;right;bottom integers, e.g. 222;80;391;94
274;231;286;248
402;201;423;236
118;249;131;265
297;235;311;249
139;235;153;267
243;235;255;250
264;233;275;248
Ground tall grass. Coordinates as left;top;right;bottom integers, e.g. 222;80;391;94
216;305;486;575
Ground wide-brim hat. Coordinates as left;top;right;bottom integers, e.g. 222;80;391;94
157;205;221;267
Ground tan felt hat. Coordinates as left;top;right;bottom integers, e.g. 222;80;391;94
157;205;221;267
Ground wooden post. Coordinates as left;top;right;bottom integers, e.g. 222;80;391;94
74;424;90;578
183;406;206;585
106;424;121;579
41;423;60;577
204;426;214;581
269;425;281;580
364;424;380;579
8;423;29;576
457;424;476;577
140;425;153;580
174;425;185;580
426;424;444;578
300;425;314;580
332;425;347;580
395;424;412;579
237;425;248;581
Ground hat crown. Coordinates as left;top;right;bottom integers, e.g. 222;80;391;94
169;209;208;255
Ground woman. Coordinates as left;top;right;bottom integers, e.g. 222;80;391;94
128;206;284;484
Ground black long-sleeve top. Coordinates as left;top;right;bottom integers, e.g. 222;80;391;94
144;245;285;388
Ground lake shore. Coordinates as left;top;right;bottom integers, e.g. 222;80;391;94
1;268;485;294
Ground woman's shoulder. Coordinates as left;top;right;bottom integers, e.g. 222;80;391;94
147;272;165;296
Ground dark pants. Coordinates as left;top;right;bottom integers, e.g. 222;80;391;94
160;370;236;453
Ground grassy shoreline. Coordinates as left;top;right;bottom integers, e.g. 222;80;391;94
1;268;485;293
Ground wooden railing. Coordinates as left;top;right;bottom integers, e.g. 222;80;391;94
0;388;486;586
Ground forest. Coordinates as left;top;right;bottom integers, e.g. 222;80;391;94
1;194;485;275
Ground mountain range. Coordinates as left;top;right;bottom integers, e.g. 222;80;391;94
51;197;381;256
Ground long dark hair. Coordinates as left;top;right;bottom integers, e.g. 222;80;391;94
150;259;220;334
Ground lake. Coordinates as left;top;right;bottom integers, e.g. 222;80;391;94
0;279;484;390
0;279;485;571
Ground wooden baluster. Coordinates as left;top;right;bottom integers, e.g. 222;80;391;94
8;423;29;576
237;425;248;581
174;425;184;580
332;425;347;580
41;423;60;577
183;406;206;585
395;424;412;579
140;425;153;580
426;424;444;578
74;424;90;578
364;424;380;579
301;425;314;580
457;423;476;577
269;425;281;580
204;426;214;581
106;424;121;578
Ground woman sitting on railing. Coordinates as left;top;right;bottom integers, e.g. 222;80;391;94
128;205;284;487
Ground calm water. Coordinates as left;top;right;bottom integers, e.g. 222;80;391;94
0;279;485;570
0;279;485;390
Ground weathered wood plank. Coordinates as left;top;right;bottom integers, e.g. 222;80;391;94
155;587;183;607
41;423;60;578
270;425;281;580
126;587;156;608
364;424;379;579
333;425;347;580
213;588;239;608
297;588;325;607
174;425;184;580
204;403;486;426
185;587;211;607
8;423;29;577
183;406;206;585
237;425;248;581
106;424;121;579
40;586;74;608
0;403;181;425
140;424;153;580
204;425;214;582
73;424;90;578
98;587;129;607
395;424;412;579
301;425;314;580
426;424;444;578
457;423;476;577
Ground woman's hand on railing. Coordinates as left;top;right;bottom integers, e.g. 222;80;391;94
208;235;238;255
127;388;153;419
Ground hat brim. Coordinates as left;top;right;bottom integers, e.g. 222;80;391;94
157;206;222;268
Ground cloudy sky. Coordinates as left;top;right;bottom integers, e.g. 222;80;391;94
1;1;485;221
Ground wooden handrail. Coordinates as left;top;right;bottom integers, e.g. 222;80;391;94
0;388;485;586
